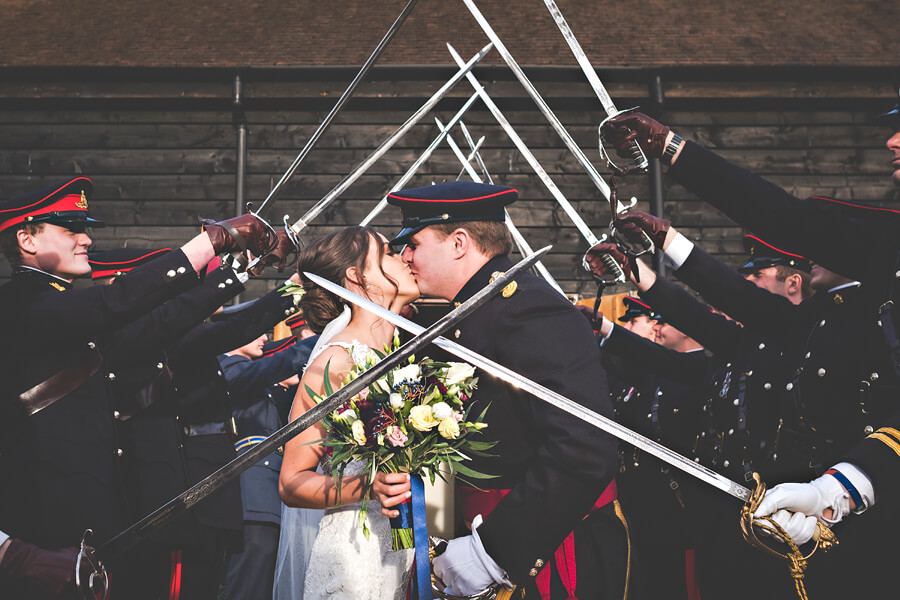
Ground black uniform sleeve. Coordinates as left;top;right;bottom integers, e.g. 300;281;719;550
219;338;315;400
603;324;710;384
102;268;244;367
673;244;797;343
19;250;200;338
640;272;743;358
668;140;898;281
477;286;618;582
841;413;900;504
167;287;298;362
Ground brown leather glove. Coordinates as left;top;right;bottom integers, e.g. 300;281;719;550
583;242;632;281
614;210;670;250
0;539;78;597
250;228;298;275
601;112;670;160
202;213;278;257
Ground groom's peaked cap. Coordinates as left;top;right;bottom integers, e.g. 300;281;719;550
387;181;517;245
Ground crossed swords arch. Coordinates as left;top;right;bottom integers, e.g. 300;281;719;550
77;2;832;597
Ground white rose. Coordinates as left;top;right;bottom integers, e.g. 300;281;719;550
337;409;358;424
431;401;452;421
408;405;439;431
389;392;405;409
392;364;421;385
445;362;476;386
438;417;460;440
351;419;368;445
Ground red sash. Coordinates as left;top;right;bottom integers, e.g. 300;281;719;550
458;479;617;600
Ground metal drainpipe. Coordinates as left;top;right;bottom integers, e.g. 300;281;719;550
232;73;247;303
648;73;666;276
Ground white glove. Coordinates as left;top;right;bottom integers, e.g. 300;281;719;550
754;475;850;529
432;515;511;596
765;509;820;545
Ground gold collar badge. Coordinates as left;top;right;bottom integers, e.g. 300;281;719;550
489;271;518;298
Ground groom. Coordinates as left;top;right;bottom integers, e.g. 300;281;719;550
388;182;627;599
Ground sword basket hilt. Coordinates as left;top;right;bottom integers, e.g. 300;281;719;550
598;107;650;175
740;473;838;600
76;530;109;600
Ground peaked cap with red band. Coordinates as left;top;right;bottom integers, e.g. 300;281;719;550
739;233;811;274
89;247;172;279
386;181;517;245
618;295;662;323
0;177;105;233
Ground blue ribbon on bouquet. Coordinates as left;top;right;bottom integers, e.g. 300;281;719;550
391;475;431;600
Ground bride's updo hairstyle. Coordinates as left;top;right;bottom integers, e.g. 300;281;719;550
296;226;399;334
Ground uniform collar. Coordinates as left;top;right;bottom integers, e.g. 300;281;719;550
452;254;513;305
12;265;73;290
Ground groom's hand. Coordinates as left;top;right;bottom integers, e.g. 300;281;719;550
432;515;511;596
373;472;411;518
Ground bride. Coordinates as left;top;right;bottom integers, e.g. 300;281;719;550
278;226;420;600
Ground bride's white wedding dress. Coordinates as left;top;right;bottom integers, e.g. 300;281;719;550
277;311;414;600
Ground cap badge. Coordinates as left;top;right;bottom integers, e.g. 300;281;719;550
76;190;89;210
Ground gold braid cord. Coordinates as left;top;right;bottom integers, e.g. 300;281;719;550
740;473;839;600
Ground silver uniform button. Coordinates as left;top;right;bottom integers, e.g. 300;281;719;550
226;278;234;285
817;368;826;377
107;372;116;381
534;559;544;568
157;362;164;370
758;343;765;350
728;428;734;435
786;383;794;391
764;383;772;390
113;410;121;419
88;341;96;349
723;460;730;468
177;266;186;274
819;320;826;327
116;449;124;457
454;329;461;339
870;373;879;382
166;270;176;278
733;399;739;406
864;425;874;435
529;568;538;577
218;282;226;289
264;461;270;467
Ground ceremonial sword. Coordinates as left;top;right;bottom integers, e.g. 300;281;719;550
540;0;648;173
287;44;493;236
252;0;421;220
307;272;752;503
87;247;548;583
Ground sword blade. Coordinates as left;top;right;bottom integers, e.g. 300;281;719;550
539;0;648;170
97;246;547;562
309;272;752;504
253;0;422;219
291;43;493;234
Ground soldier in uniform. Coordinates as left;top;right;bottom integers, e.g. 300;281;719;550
599;92;900;598
0;176;277;597
219;330;316;600
388;181;627;599
595;299;707;600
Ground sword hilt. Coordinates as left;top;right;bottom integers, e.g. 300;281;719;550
598;107;650;174
581;234;627;285
76;530;109;600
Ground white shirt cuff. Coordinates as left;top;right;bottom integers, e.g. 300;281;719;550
0;530;9;547
599;323;616;346
471;515;513;588
831;462;875;510
661;232;695;270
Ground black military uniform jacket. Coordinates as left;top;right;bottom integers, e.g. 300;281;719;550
640;270;788;483
670;231;896;480
219;336;316;525
0;252;201;548
451;255;619;584
164;287;302;535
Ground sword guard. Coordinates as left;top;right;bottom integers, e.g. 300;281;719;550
740;473;838;600
75;529;109;600
598;106;650;175
581;234;627;285
429;536;509;600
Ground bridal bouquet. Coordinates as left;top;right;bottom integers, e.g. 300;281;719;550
307;332;495;549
